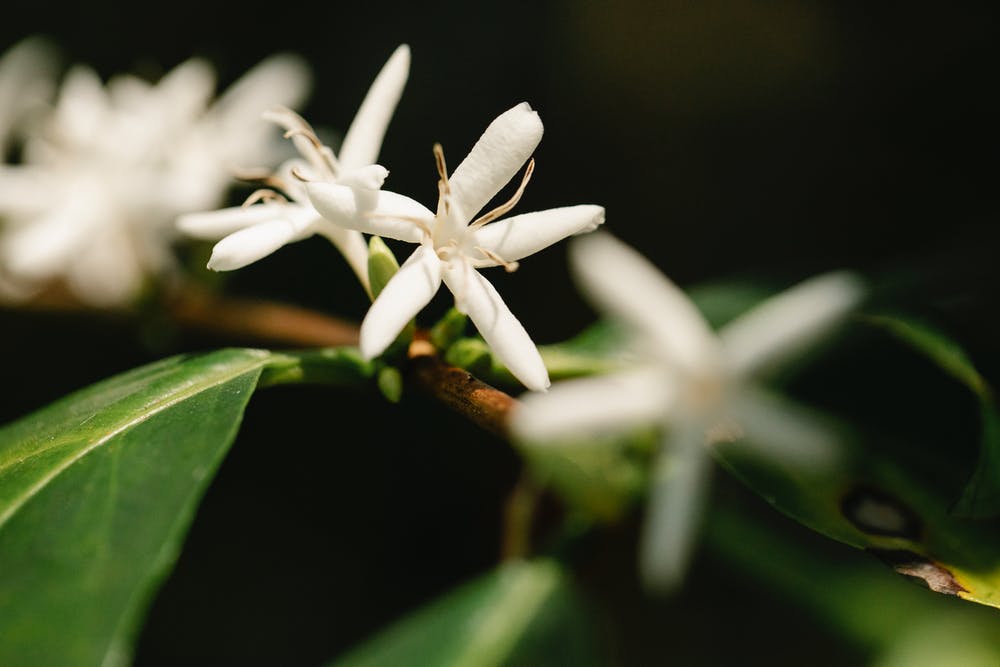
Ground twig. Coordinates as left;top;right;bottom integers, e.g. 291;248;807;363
407;338;518;439
167;287;360;347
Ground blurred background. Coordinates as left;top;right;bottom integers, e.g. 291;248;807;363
2;1;999;664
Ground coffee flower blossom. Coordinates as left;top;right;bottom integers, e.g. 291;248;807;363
0;37;58;155
0;53;310;305
307;103;606;391
178;45;411;294
512;232;863;590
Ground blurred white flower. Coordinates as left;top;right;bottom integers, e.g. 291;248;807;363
178;45;411;295
511;232;863;591
0;52;310;306
307;102;605;391
0;37;58;155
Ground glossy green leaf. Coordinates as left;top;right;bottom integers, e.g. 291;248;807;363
0;346;375;666
0;349;276;666
332;560;601;667
864;314;1000;517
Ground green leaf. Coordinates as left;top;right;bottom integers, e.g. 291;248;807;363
706;501;1000;662
0;349;274;666
331;560;601;667
863;314;1000;517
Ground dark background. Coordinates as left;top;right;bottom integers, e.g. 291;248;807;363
2;2;999;664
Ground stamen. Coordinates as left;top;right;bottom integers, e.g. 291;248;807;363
266;105;340;176
364;212;433;238
232;168;286;192
477;246;520;273
241;189;288;208
290;165;314;183
433;143;450;194
469;158;535;228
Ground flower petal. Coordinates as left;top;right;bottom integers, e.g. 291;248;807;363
511;369;675;442
177;202;295;240
337;164;389;191
207;214;317;271
359;245;442;359
472;205;605;266
569;232;720;372
338;45;410;170
442;262;549;391
448;102;543;220
306;182;431;243
639;426;712;593
725;385;841;470
719;271;864;377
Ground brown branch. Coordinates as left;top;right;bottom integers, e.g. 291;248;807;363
166;287;359;348
406;338;518;439
9;282;518;437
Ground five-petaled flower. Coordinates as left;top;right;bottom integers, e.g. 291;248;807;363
511;232;863;590
306;102;606;391
178;45;411;296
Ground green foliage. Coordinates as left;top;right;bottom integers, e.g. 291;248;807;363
0;349;270;667
332;560;602;667
0;347;375;666
862;314;1000;518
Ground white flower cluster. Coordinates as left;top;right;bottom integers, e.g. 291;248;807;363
0;38;311;305
180;45;606;392
1;39;863;593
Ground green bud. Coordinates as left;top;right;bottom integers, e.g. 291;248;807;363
429;307;469;351
367;236;400;300
376;365;404;403
444;337;492;375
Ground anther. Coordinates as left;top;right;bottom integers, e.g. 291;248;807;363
433;143;450;194
477;246;520;272
470;158;535;228
241;189;288;208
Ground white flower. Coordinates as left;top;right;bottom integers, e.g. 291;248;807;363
306;103;606;391
511;232;863;591
0;37;58;155
0;53;310;306
177;45;411;294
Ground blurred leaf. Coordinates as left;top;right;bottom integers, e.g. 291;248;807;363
0;349;274;667
332;560;601;667
707;501;1000;663
520;430;654;522
863;314;1000;517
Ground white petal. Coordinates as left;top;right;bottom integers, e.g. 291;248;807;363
511;369;676;442
0;166;52;216
213;53;311;125
569;232;720;372
338;45;410;170
306;182;431;243
448;102;543;219
65;227;146;307
639;426;712;593
472;205;605;266
337;164;389;191
315;221;370;293
177;203;296;240
719;271;864;377
442;261;549;391
207;216;316;271
359;245;442;359
724;385;841;470
152;58;216;124
55;65;110;144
